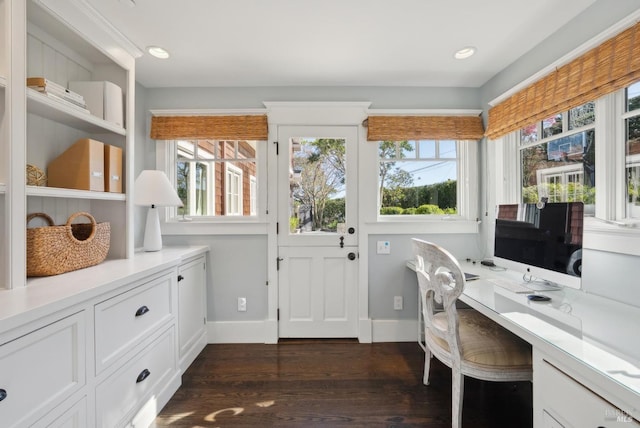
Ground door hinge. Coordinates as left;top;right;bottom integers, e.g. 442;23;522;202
276;257;283;271
203;317;206;325
276;222;279;234
274;141;279;155
277;308;280;321
266;280;269;286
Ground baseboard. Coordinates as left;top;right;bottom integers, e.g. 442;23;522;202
206;319;417;343
371;319;418;342
207;320;266;343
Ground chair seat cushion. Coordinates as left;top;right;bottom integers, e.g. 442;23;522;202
428;309;532;369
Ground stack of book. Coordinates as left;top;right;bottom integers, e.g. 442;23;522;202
26;77;90;114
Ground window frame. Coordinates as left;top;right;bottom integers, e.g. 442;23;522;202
155;137;268;232
372;138;479;227
498;87;640;256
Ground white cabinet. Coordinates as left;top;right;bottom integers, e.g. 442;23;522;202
178;254;207;372
534;350;640;427
0;246;207;428
0;311;86;428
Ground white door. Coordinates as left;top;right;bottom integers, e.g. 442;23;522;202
277;125;358;338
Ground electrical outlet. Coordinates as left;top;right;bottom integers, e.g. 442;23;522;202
393;295;403;310
377;240;391;254
237;297;247;312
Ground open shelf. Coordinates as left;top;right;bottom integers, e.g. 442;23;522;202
27;88;126;136
0;183;5;194
0;75;6;88
27;185;125;201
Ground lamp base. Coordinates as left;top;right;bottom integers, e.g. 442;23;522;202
143;206;162;252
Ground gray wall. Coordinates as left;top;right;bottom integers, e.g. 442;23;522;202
478;0;640;309
368;234;482;320
134;0;640;327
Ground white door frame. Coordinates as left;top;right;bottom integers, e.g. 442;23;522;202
264;102;372;343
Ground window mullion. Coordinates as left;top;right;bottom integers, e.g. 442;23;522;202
595;93;621;220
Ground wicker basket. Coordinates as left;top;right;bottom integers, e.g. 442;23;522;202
26;212;111;277
26;164;46;186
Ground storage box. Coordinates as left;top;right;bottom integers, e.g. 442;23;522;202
68;81;124;127
48;138;105;191
104;144;123;193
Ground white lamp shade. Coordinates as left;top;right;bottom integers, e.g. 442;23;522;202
134;170;183;207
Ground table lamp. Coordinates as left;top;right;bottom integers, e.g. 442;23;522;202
134;170;183;251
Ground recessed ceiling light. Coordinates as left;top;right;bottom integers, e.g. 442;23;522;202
147;46;170;59
454;46;476;60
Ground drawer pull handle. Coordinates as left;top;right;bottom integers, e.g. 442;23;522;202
136;369;151;383
178;275;184;282
135;306;150;317
0;389;6;402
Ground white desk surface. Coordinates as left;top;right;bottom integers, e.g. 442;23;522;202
409;259;640;414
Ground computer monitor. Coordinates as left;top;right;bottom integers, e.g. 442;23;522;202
493;202;583;289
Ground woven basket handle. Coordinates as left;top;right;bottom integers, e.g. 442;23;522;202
26;213;55;227
66;212;97;242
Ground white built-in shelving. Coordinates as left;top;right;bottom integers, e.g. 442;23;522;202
27;88;126;135
0;0;139;289
27;185;126;201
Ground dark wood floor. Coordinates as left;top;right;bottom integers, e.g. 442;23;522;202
154;341;532;427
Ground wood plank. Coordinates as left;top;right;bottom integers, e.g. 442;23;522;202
155;341;532;427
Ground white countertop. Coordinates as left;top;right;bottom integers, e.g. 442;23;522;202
0;245;209;335
408;258;640;414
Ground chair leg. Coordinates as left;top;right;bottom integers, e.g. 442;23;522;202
423;348;432;385
451;370;464;428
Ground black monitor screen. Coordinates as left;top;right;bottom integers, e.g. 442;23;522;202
494;202;583;277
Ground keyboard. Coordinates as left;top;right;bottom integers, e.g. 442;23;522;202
487;277;531;294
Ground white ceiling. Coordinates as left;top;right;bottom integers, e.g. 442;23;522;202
85;0;598;89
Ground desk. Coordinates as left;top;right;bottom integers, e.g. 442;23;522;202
408;260;640;427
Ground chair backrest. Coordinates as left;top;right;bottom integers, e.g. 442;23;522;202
411;238;466;363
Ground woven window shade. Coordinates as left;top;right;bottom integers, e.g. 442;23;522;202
150;115;268;140
486;22;640;140
366;115;484;141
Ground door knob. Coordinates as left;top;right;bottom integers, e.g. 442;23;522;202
348;252;357;260
339;236;344;248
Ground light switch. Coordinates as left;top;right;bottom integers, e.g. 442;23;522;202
377;240;391;254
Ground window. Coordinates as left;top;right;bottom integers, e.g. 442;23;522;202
378;140;459;216
519;103;595;212
625;81;640;219
174;139;258;217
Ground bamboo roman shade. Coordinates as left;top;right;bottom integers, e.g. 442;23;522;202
150;115;268;140
366;115;484;141
486;22;640;140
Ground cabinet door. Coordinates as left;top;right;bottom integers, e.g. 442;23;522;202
178;255;207;370
0;312;85;428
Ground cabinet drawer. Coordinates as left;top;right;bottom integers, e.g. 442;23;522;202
538;360;639;427
0;313;86;428
95;272;173;373
95;327;176;428
31;396;87;428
